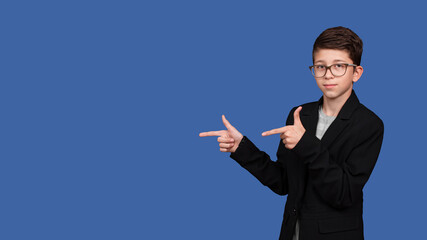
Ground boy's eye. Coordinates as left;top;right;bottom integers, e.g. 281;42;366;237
315;65;325;69
334;64;344;69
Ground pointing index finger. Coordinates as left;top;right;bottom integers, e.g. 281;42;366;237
261;126;288;137
199;130;226;137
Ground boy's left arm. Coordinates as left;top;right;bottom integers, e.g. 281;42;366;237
293;118;384;209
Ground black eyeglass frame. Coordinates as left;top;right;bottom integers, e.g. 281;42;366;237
308;63;358;77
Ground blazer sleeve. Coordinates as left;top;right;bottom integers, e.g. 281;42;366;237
293;115;384;209
229;110;297;196
230;137;288;195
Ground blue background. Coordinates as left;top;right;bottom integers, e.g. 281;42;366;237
1;0;426;239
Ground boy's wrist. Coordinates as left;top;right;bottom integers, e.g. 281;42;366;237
230;136;259;161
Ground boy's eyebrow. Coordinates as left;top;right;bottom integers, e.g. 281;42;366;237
314;59;348;64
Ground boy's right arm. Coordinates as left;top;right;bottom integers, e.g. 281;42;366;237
199;115;289;196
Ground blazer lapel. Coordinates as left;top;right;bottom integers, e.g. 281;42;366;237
320;90;361;149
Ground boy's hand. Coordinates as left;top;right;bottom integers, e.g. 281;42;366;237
261;106;306;150
199;115;244;153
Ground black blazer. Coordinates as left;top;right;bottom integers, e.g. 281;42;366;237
230;91;384;240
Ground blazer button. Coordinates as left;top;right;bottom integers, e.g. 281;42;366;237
292;209;297;215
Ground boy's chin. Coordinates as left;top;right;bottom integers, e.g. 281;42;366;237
321;89;352;101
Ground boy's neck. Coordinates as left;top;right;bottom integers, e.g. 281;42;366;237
321;90;353;117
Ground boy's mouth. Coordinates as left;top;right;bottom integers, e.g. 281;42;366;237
324;84;337;89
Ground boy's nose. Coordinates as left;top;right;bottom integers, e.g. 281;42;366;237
324;68;334;79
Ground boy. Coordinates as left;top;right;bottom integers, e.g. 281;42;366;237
199;26;384;240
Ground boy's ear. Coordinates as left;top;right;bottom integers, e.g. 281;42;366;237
352;65;363;83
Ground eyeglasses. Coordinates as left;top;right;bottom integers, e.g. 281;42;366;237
308;63;357;77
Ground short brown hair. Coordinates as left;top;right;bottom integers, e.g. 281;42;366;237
312;26;363;65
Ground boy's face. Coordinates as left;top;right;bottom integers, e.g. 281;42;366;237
312;49;363;102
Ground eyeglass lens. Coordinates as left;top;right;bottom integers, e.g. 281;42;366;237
312;64;348;77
